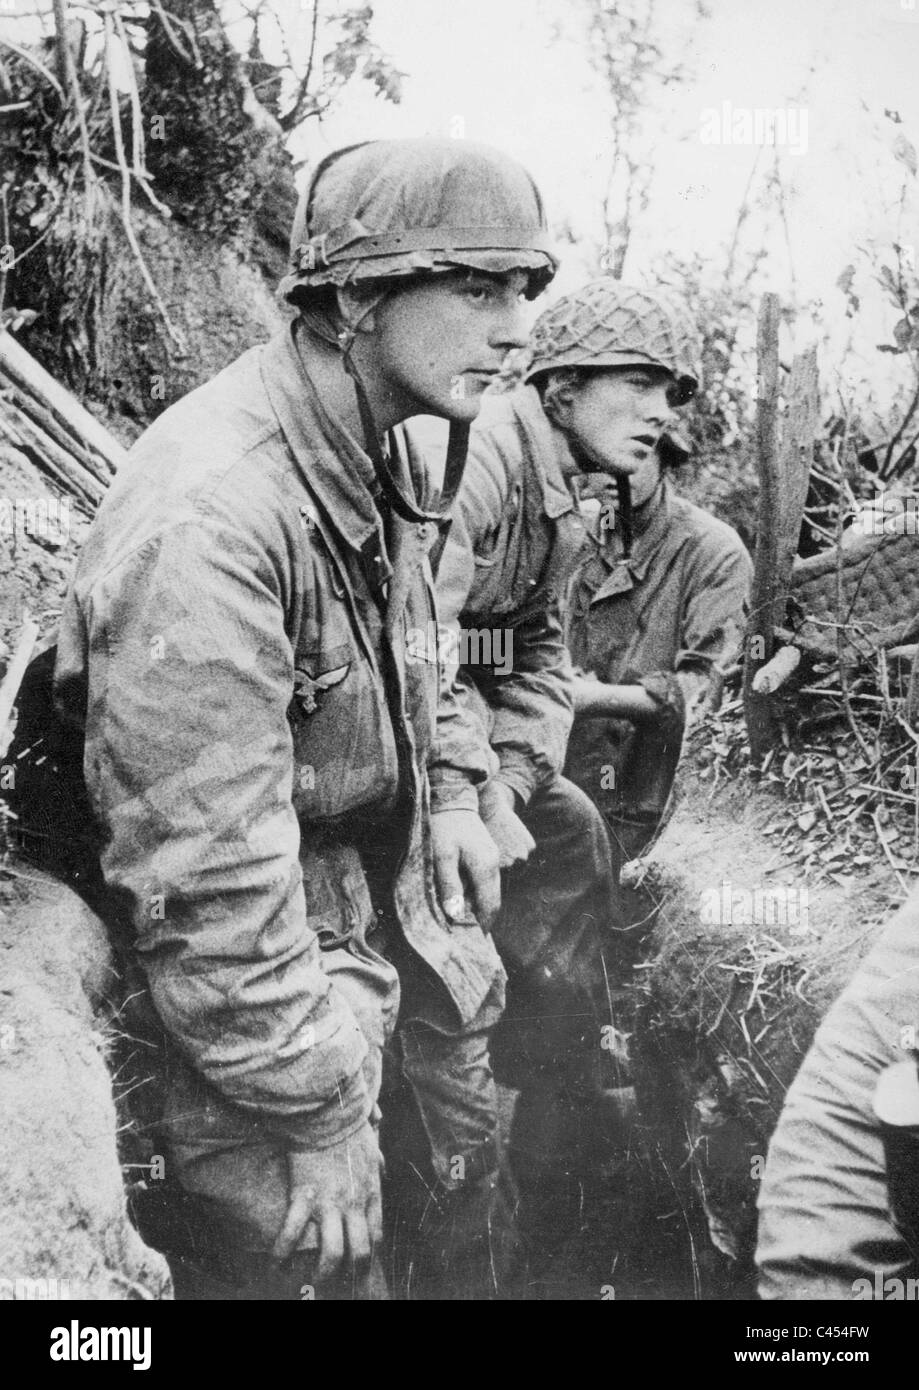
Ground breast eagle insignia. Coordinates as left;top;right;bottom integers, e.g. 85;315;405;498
293;663;350;715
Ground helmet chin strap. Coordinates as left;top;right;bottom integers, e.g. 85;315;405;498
569;441;634;560
616;473;633;561
300;298;469;526
341;343;469;525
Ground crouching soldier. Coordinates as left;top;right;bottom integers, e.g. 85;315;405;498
34;138;557;1299
556;284;752;934
425;280;734;1223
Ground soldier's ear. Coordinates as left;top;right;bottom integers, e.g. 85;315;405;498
548;384;577;429
336;285;386;336
539;369;581;430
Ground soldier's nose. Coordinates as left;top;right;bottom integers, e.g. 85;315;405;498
646;387;673;426
491;302;529;354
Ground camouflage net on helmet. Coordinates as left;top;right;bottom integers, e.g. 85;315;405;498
525;280;701;395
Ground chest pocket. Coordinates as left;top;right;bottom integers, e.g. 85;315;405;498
289;551;398;825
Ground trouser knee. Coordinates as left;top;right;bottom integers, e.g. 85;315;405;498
382;1012;498;1190
521;774;617;880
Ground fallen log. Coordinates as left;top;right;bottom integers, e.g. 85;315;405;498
789;529;919;659
0;401;104;509
0;331;126;479
3;378;112;487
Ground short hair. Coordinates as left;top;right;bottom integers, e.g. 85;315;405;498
533;366;583;424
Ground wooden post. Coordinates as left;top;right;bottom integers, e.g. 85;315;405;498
743;296;819;761
776;346;819;598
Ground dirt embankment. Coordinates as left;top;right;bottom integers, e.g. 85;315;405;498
628;733;903;1292
0;865;171;1300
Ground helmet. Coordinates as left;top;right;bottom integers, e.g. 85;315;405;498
524;279;701;404
280;139;557;531
280;138;558;303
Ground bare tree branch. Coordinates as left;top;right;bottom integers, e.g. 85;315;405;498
279;0;322;131
103;9;185;351
0;37;66;102
52;0;97;214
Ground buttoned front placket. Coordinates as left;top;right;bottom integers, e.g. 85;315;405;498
378;462;436;880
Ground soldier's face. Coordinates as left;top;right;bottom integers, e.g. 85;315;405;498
563;366;676;476
370;270;532;421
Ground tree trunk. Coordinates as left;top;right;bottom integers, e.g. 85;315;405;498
144;0;291;252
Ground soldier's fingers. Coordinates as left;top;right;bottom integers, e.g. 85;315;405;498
344;1207;372;1269
433;846;466;921
519;826;536;858
504;825;535;865
367;1177;384;1245
465;850;501;930
316;1208;346;1283
272;1190;314;1261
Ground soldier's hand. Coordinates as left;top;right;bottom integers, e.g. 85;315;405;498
431;807;501;931
272;1121;383;1283
478;780;535;869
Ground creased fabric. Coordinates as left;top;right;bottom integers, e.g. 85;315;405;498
424;385;581;812
564;479;752;821
53;322;504;1153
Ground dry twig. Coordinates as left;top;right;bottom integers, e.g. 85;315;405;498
103;10;185;352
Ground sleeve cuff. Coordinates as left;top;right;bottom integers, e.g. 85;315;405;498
495;761;539;807
280;1067;373;1151
430;782;481;814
